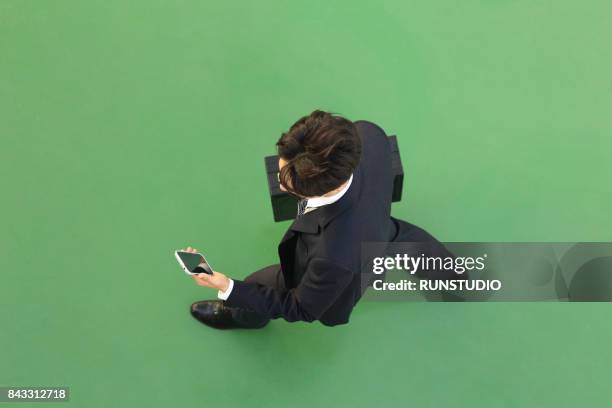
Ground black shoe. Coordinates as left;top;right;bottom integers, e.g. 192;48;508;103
190;300;268;330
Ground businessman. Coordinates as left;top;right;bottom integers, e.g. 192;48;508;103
187;110;457;329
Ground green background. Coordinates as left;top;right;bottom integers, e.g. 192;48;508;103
2;1;611;407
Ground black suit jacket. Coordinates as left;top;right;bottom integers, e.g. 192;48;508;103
225;120;447;326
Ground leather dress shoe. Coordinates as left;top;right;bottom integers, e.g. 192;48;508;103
190;300;268;329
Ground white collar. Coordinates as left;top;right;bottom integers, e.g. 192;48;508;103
305;174;353;210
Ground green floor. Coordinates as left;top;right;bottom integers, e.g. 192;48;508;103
2;1;612;407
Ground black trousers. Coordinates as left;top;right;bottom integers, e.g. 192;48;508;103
228;264;285;328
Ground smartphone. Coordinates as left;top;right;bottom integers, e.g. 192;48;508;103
174;250;213;275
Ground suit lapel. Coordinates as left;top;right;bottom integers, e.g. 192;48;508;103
279;167;362;245
316;166;362;228
279;202;321;245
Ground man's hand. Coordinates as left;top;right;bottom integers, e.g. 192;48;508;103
182;247;231;292
192;271;230;292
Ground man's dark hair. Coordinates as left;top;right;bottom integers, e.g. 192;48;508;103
277;110;361;198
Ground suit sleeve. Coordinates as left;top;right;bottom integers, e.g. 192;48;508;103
224;258;354;322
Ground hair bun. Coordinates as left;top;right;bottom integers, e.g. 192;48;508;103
292;153;327;179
